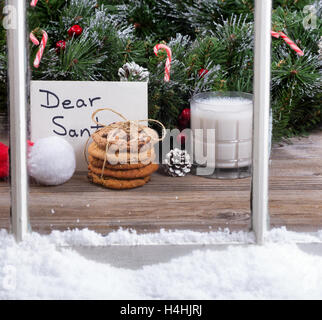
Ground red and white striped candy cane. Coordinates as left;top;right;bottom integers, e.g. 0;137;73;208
154;44;172;82
271;30;304;56
29;32;40;46
271;31;280;38
30;29;48;68
30;0;39;7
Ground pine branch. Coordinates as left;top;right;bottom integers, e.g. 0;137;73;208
0;0;320;139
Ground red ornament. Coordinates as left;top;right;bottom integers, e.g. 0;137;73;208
177;132;187;146
0;141;34;179
68;25;83;37
198;68;209;78
178;108;191;130
56;40;66;53
0;142;9;179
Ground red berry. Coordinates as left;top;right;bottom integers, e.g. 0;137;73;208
178;119;187;131
178;108;191;130
68;25;83;37
198;68;209;78
55;40;66;53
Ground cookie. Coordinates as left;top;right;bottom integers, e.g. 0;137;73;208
88;171;150;190
88;163;159;180
88;155;155;170
88;142;155;165
92;121;159;153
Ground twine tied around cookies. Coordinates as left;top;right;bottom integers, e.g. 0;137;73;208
85;108;166;178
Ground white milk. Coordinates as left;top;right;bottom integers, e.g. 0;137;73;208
191;93;253;169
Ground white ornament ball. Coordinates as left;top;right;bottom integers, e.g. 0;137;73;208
28;136;76;186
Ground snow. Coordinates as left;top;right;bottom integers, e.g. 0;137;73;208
27;227;255;247
44;226;322;246
1;227;322;300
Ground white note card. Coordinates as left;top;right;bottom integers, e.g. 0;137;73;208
30;81;148;171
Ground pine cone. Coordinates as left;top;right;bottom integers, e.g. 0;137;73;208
118;62;149;82
163;148;192;177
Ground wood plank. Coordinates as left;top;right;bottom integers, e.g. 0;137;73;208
0;128;321;234
271;130;322;160
27;174;252;233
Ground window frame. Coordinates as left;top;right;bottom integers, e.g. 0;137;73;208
6;0;272;244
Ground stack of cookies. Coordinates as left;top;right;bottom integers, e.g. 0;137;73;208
87;121;159;190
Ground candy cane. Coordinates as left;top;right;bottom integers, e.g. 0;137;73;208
29;32;39;46
271;30;304;56
30;29;48;68
154;44;172;82
30;0;39;7
271;31;280;38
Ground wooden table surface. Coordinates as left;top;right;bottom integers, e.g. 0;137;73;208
1;130;322;234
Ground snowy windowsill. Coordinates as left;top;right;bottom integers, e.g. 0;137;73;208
1;227;322;299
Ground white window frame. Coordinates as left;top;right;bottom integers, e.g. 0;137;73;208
7;0;29;242
7;0;272;244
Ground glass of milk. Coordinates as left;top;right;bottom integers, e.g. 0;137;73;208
191;91;253;179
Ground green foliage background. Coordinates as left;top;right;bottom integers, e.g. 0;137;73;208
0;0;321;140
